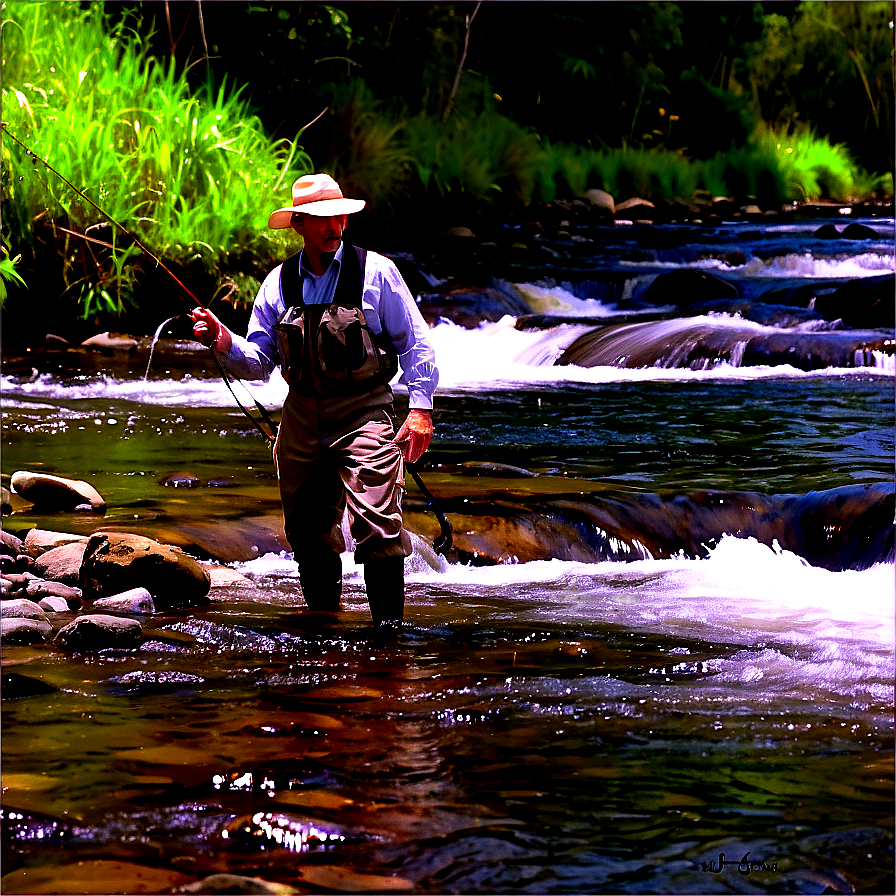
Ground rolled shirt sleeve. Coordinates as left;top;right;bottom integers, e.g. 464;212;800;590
217;268;283;381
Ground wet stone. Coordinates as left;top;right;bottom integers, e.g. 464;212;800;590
33;541;89;586
93;587;156;615
80;532;211;609
178;873;299;894
54;614;144;652
10;470;106;511
37;595;72;613
1;572;37;594
1;598;50;623
24;579;82;602
1;529;25;556
23;528;90;557
1;617;52;645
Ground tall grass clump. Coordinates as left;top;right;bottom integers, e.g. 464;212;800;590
402;103;543;206
320;82;412;220
750;126;888;201
1;1;311;315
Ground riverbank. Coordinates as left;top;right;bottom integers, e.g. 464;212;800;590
2;194;893;351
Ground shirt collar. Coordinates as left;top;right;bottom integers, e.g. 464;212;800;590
298;241;344;278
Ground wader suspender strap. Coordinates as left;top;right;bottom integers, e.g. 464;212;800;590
279;244;367;310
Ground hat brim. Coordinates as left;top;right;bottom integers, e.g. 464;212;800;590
268;197;366;229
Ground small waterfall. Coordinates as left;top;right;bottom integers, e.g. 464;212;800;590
557;316;896;372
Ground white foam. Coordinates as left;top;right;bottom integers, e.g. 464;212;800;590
699;252;895;279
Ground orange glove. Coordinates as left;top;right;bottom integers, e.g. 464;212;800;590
395;409;433;463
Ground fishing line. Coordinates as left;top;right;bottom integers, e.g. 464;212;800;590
3;123;453;552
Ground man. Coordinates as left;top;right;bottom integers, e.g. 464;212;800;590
191;173;438;624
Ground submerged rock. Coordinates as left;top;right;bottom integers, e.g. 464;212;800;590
10;471;106;512
156;516;289;563
54;613;144;651
80;532;210;609
556;317;893;371
1;672;58;698
447;482;893;572
160;471;202;488
685;299;830;329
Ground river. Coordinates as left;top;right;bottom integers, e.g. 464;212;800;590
2;214;894;894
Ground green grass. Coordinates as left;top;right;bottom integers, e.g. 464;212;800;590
355;99;888;217
1;0;311;313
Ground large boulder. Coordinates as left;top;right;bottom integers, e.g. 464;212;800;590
10;471;105;512
79;532;210;610
54;614;143;651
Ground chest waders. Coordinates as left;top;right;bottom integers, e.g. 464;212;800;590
273;245;408;623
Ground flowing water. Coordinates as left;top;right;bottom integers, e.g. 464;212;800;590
1;218;894;894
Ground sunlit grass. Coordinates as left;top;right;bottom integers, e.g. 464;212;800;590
1;0;311;312
375;103;888;216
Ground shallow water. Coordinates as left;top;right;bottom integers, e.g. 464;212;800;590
2;219;894;894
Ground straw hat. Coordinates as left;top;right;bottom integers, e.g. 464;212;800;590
268;174;366;228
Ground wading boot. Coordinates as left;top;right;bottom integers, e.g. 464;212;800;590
363;556;405;624
297;549;342;612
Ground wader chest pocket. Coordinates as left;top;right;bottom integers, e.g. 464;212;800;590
275;303;397;394
273;306;305;386
318;302;386;385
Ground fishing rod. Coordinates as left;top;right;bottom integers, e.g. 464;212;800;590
2;122;279;443
3;123;453;553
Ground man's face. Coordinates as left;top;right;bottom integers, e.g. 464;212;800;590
292;214;348;255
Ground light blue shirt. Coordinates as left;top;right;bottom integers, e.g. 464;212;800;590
218;243;439;410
